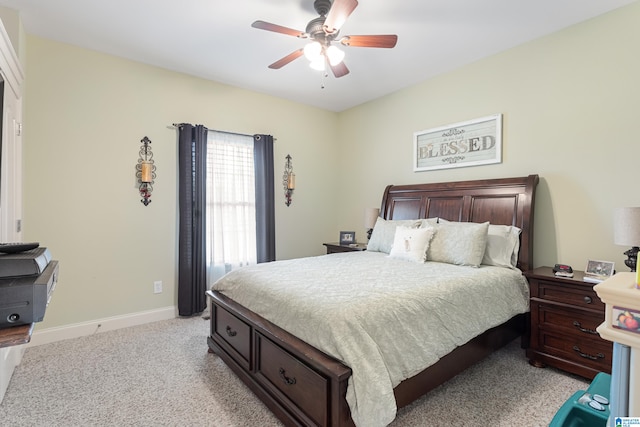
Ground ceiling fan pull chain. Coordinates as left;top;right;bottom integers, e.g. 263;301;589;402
320;70;329;89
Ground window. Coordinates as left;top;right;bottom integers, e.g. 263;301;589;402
206;131;257;282
177;123;274;316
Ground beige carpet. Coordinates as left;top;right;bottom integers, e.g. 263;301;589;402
0;316;588;426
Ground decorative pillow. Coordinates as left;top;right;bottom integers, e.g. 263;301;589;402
419;217;439;228
482;224;522;269
367;217;422;254
427;221;490;267
388;226;436;263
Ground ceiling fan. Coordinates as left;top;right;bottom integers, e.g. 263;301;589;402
252;0;398;78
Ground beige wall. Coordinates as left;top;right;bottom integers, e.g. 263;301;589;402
15;1;640;329
337;2;640;272
22;37;340;328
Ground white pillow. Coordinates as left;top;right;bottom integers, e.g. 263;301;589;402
367;217;422;254
419;218;439;228
482;224;522;269
427;221;490;267
388;226;436;263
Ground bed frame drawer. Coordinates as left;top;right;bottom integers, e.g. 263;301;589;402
255;332;329;426
213;305;252;370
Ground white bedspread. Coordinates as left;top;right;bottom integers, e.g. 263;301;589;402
212;251;529;427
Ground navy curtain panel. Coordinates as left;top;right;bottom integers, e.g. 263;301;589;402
177;124;208;316
253;134;276;263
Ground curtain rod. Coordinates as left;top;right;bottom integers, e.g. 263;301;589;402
169;123;275;140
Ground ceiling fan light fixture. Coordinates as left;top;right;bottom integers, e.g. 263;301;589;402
253;0;396;79
326;45;345;66
303;41;322;61
309;55;326;71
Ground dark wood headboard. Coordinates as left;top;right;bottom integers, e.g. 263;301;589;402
380;175;539;272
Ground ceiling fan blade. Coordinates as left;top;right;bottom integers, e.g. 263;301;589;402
251;20;305;38
268;49;304;69
340;35;398;48
330;61;350;78
323;0;358;34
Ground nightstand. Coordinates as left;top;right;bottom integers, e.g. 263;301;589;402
525;266;612;379
323;242;367;254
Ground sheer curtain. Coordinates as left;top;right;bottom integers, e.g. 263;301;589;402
207;131;257;282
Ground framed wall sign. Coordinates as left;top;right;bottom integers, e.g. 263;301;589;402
413;114;502;172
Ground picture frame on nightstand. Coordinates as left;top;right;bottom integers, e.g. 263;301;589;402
584;259;615;283
339;231;355;245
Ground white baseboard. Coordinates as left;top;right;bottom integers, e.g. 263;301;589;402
28;306;177;347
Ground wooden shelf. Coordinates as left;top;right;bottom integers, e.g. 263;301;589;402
0;323;34;348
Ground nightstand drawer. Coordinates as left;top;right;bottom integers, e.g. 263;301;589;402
535;303;604;337
537;329;612;373
534;280;604;311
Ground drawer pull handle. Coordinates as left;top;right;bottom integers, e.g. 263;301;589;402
279;368;297;385
583;296;592;304
572;346;604;361
573;321;598;335
225;326;237;337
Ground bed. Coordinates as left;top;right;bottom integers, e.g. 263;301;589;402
206;174;539;427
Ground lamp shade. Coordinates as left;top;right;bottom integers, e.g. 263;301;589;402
326;45;345;66
364;207;380;229
613;207;640;246
309;55;325;71
303;41;322;61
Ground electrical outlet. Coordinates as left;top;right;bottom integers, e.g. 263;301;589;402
153;280;162;294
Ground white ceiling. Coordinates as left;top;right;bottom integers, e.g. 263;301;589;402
0;0;636;112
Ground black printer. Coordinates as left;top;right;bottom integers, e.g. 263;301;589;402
0;246;59;328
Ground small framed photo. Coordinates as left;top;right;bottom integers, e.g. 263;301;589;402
584;259;615;282
339;231;356;245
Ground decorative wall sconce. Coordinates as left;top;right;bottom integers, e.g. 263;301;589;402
136;136;156;206
283;154;295;206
